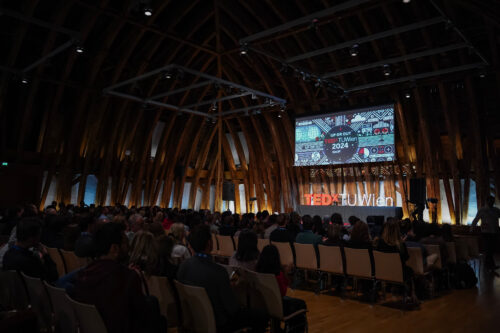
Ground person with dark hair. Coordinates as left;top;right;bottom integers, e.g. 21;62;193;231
2;217;58;281
270;214;294;244
178;224;268;333
287;212;302;239
264;214;279;239
312;215;326;237
41;214;66;248
323;224;344;246
219;215;237;236
72;222;166;333
229;229;260;271
330;213;343;226
295;215;322;245
349;221;371;247
74;216;98;258
472;196;500;272
0;205;23;236
155;235;178;278
256;245;307;332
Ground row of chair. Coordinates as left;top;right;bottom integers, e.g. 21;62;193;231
0;270;107;333
44;245;89;277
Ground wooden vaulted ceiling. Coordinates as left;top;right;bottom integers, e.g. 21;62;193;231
0;0;499;215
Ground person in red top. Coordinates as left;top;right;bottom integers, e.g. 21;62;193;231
256;245;307;331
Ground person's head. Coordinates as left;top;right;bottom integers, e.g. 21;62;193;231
170;223;185;243
312;215;324;235
223;214;234;227
129;231;158;274
302;215;313;230
381;219;402;247
156;235;175;264
45;207;57;215
350;221;371;244
147;222;165;238
327;223;342;241
235;229;259;262
188;224;212;254
16;217;42;247
276;214;285;227
255;245;281;275
128;214;144;233
94;222;129;262
330;213;343;226
486;196;495;207
348;216;360;227
268;214;278;226
9;205;24;219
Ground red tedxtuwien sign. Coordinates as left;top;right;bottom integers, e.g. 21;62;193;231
304;193;393;207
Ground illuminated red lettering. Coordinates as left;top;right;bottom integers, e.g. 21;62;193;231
304;194;312;205
331;194;339;202
313;194;321;205
321;194;332;206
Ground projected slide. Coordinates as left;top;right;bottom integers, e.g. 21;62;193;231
295;104;395;166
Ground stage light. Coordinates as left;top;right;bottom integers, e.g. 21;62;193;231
143;6;153;16
280;104;286;112
211;102;217;111
349;44;359;57
405;91;411;99
383;64;391;76
163;71;173;79
479;70;486;78
277;113;282;118
21;76;29;84
402;0;411;3
75;45;84;54
240;44;248;55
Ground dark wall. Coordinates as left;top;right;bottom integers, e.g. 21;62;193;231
0;163;43;209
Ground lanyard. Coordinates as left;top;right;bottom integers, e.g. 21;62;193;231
195;253;210;259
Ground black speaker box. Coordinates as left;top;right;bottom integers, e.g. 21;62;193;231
410;178;426;205
222;183;235;201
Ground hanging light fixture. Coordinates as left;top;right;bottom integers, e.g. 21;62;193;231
383;64;391;76
349;44;359;57
240;43;249;55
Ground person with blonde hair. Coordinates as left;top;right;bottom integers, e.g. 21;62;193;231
129;230;158;275
170;223;191;264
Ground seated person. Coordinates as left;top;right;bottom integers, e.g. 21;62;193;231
270;215;294;243
229;229;260;271
155;235;178;279
2;217;58;282
169;223;191;264
256;245;307;331
177;224;268;333
74;215;98;258
295;215;322;245
72;223;165;333
129;231;158;275
323;224;344;246
348;221;372;248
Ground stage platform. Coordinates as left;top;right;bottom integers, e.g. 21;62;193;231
297;205;403;223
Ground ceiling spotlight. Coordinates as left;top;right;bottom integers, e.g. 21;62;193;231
402;0;411;3
280;104;286;112
277;113;282;118
349;44;359;57
75;45;84;54
143;6;153;16
211;118;217;124
479;70;486;78
251;93;257;100
163;71;173;79
21;76;29;84
210;102;217;111
404;91;411;99
240;43;248;55
383;64;391;76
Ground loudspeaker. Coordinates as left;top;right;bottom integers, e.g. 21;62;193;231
222;183;235;201
410;178;426;205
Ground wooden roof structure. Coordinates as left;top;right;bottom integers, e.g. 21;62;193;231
0;0;499;223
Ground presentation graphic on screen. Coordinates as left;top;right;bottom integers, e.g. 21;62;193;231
294;104;395;166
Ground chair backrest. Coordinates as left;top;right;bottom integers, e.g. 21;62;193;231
45;246;67;277
407;247;425;275
210;233;218;255
257;238;270;253
216;235;234;257
446;242;457;264
318;245;344;275
44;281;78;333
344;247;372;279
0;270;29;310
373;250;404;283
20;272;53;330
145;275;179;327
245;270;284;319
174;280;216;333
423;244;442;269
60;250;85;273
454;238;469;262
66;295;108;333
271;241;294;267
234;235;239;249
294;243;317;270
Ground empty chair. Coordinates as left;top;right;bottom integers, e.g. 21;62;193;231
216;235;235;257
294;243;318;271
211;233;219;256
20;272;53;331
271;241;294;267
245;270;307;332
145;275;179;327
318;245;344;276
60;250;85;273
446;242;457;265
0;270;29;310
257;238;270;253
344;247;373;280
66;295;108;333
45;246;67;277
407;247;426;275
373;250;404;284
174;280;217;333
44;281;77;333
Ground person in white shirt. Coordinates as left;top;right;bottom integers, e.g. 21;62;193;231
170;223;191;264
472;196;500;271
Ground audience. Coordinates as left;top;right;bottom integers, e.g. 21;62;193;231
178;224;268;333
270;214;294;243
264;214;279;239
295;215;322;245
169;223;191;264
129;231;158;275
323;223;344;246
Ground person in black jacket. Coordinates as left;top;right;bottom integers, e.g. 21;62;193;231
178;224;268;333
2;217;58;282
